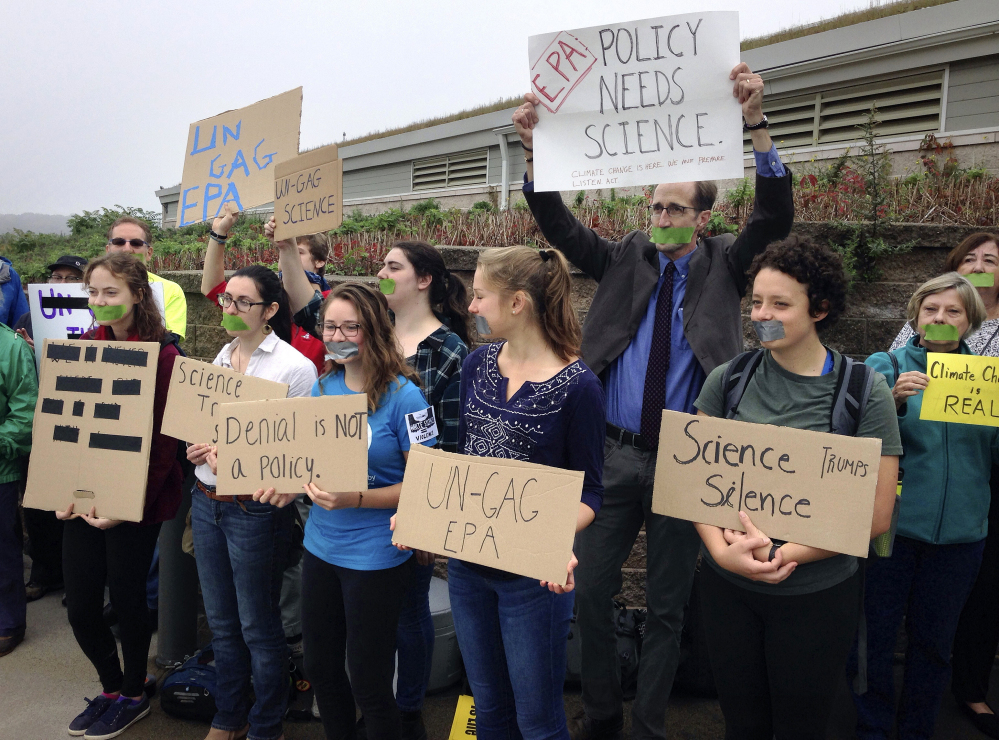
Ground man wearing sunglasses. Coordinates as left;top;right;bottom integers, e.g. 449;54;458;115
512;62;794;740
105;217;187;339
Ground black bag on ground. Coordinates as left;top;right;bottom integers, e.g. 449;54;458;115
565;601;646;700
160;644;218;722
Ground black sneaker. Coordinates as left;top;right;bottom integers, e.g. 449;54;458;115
68;695;118;736
84;695;150;739
401;710;429;740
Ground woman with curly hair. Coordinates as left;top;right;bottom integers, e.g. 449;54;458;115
693;235;902;739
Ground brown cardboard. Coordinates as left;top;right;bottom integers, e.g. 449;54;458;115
392;446;584;585
273;144;343;240
161;357;290;445
651;410;883;558
23;339;162;522
215;394;368;496
177;87;303;227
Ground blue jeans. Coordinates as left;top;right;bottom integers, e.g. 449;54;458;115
448;559;573;740
191;487;291;740
0;481;26;637
849;536;986;740
396;560;436;712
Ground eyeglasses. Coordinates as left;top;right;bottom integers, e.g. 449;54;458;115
217;293;268;313
48;274;82;283
108;238;150;248
650;203;700;218
319;322;362;337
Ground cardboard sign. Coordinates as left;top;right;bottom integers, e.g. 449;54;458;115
178;88;303;227
23;339;161;522
273;144;343;240
161;357;289;445
215;394;369;496
528;12;744;192
27;282;165;371
651;410;883;557
392;447;583;585
920;352;999;426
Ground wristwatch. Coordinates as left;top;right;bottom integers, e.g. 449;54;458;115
744;115;769;131
768;543;781;562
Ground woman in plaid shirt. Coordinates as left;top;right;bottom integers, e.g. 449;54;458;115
374;240;470;739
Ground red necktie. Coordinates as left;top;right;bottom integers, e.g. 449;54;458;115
640;262;675;446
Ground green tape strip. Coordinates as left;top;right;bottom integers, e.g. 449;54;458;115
221;313;251;331
651;227;695;245
89;303;127;321
921;324;960;341
967;272;995;287
379;278;396;295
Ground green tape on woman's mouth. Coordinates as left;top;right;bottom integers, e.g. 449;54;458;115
921;324;960;341
89;303;127;321
967;273;995;288
379;278;396;295
651;227;695;245
221;313;250;331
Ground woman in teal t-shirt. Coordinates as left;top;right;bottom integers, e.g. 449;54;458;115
256;283;435;740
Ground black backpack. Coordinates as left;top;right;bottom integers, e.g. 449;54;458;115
720;348;877;435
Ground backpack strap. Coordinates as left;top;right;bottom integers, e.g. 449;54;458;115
888;350;900;385
721;350;766;419
830;355;877;436
161;332;186;357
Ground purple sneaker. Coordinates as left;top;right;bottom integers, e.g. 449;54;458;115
68;695;117;736
83;695;150;739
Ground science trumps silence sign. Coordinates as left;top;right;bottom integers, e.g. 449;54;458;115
921;352;999;426
529;12;744;192
651;410;883;558
178;88;303;226
392;447;583;585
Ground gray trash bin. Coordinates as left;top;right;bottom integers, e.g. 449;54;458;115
427;576;463;693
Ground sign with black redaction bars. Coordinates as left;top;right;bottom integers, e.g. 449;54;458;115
24;339;161;522
651;410;883;557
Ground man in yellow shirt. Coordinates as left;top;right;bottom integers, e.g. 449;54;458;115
105;217;187;339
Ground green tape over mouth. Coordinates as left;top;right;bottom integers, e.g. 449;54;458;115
221;313;251;332
379;278;396;295
88;303;127;321
967;272;995;287
651;227;695;245
921;324;960;341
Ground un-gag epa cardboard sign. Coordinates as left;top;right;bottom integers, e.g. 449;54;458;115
920;352;999;427
161;357;289;445
216;394;368;496
273;144;343;241
529;12;743;192
28;283;165;372
24;340;161;522
393;447;583;585
178;88;303;226
651;411;883;557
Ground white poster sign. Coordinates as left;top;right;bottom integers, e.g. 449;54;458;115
28;283;165;371
529;12;744;191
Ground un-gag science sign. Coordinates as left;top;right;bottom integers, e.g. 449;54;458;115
529;12;744;192
651;410;883;558
178;88;302;226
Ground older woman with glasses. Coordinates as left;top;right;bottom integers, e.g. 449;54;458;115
854;272;999;740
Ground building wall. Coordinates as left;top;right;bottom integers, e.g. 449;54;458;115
947;54;999;132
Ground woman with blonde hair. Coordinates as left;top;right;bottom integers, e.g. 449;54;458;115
855;272;999;740
257;282;436;740
427;246;605;739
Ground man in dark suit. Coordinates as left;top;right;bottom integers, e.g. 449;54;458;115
513;62;794;740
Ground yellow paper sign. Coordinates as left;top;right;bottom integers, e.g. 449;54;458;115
449;695;476;738
920;352;999;426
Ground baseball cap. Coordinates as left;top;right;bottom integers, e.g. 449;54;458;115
46;255;88;273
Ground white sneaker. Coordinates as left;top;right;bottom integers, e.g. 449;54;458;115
312;696;321;719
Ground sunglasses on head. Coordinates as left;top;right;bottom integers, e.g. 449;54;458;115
108;238;150;248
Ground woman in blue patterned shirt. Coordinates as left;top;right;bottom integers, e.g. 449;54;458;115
452;246;606;739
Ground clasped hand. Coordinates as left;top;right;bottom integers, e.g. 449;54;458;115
715;511;797;584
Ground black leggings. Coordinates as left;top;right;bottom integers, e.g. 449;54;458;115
63;518;161;697
302;551;413;740
699;563;862;740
